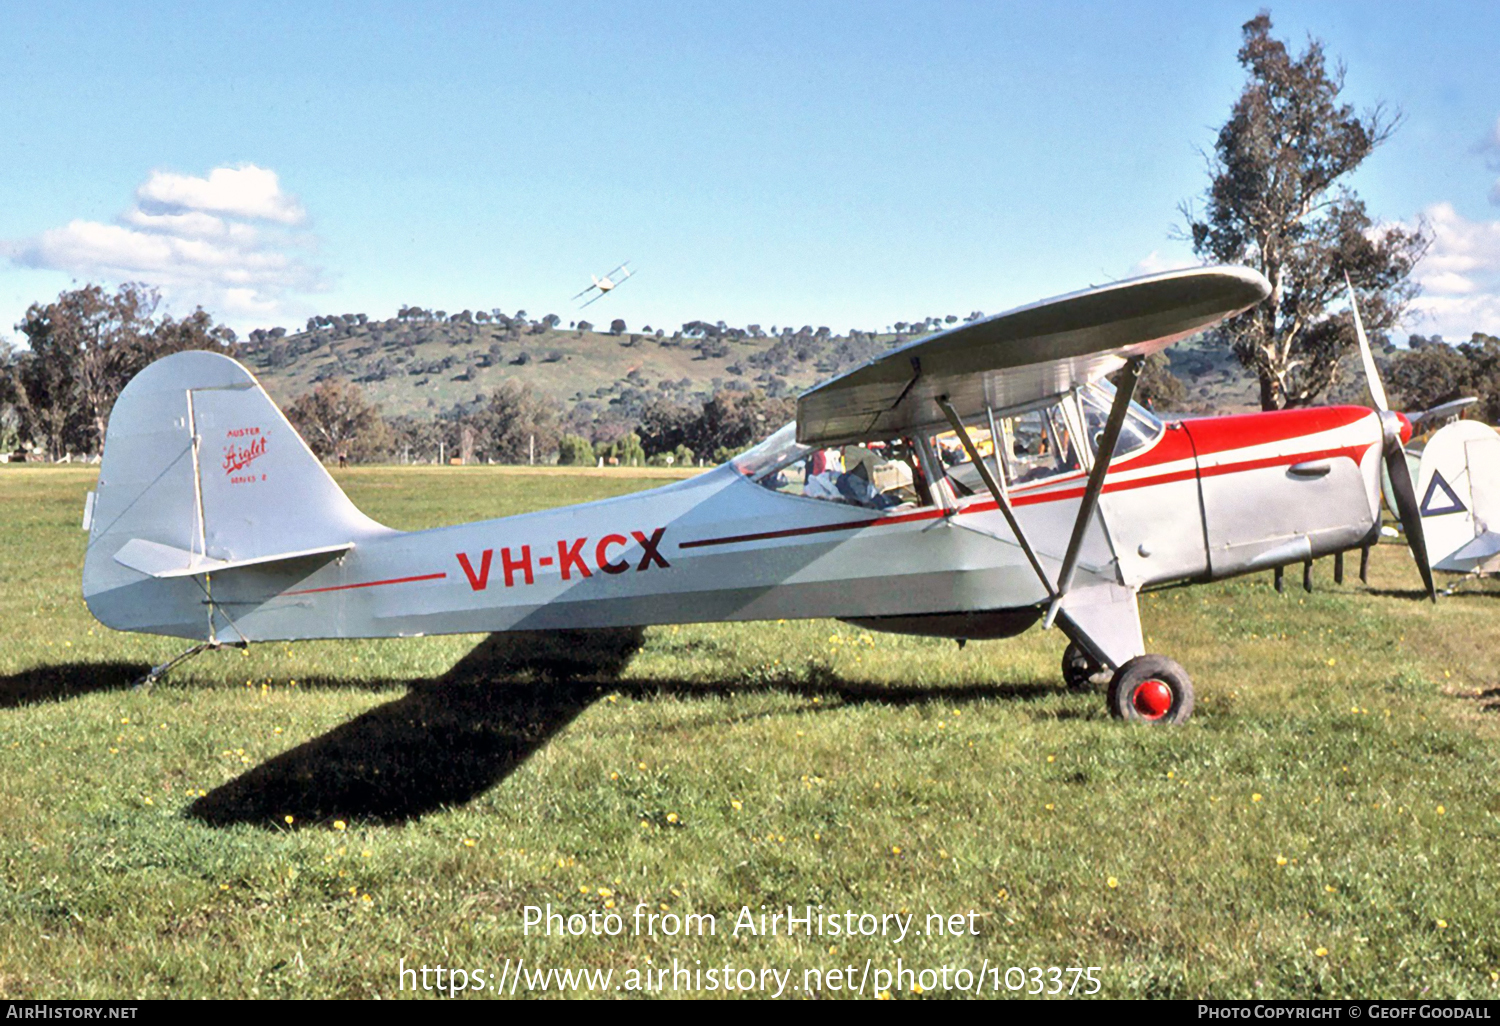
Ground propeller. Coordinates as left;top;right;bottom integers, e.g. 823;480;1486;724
1409;396;1479;426
1346;273;1437;602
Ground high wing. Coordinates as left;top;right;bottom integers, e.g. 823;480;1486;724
795;265;1271;446
579;265;635;307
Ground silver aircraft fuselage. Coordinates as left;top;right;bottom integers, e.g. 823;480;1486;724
84;364;1392;650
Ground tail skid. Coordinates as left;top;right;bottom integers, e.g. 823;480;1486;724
83;351;394;641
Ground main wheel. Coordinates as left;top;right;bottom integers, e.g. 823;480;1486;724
1107;655;1195;725
1061;642;1109;691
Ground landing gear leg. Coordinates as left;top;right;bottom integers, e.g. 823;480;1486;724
1061;642;1109;691
1053;587;1194;724
133;641;236;689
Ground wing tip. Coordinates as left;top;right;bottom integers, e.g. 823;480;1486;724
1121;263;1271;303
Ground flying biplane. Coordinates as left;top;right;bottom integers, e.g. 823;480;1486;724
81;265;1437;725
572;262;633;308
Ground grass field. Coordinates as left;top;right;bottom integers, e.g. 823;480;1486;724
2;464;1498;1000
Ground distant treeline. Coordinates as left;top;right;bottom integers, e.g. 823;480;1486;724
0;282;806;465
0;283;237;459
284;374;795;468
5;282;1498;464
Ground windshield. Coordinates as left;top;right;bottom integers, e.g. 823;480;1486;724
731;421;931;511
1077;380;1164;459
729;422;810;479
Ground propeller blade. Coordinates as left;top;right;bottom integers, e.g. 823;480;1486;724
1410;396;1479;425
1385;443;1437;602
1379;446;1422;519
1346;273;1388;412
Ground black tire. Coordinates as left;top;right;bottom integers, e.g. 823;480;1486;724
1061;642;1108;691
1106;655;1195;725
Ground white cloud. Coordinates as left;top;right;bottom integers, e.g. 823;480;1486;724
6;164;323;331
135;165;306;225
1127;247;1202;280
1129;250;1182;277
1405;201;1500;340
121;207;257;242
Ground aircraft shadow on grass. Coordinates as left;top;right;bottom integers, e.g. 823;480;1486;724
0;661;146;709
185;628;1060;829
1364;585;1500;601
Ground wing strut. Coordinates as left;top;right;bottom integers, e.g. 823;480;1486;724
936;397;1057;600
1043;356;1143;628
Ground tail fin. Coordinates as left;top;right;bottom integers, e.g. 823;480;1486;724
82;351;390;640
1415;420;1500;574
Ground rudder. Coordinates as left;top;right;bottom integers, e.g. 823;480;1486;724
82;351;392;639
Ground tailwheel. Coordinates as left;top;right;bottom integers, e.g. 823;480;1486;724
1107;655;1195;725
1061;642;1109;691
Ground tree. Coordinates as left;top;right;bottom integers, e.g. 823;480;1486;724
11;282;235;457
1110;352;1187;411
0;341;27;454
470;381;561;463
1184;13;1428;410
694;389;795;455
557;433;595;466
285;379;392;463
601;432;645;467
385;414;445;463
1389;333;1500;425
636;398;698;455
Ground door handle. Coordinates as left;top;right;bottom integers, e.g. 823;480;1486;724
1288;460;1332;478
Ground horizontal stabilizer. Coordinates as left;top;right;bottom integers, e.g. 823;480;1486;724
113;537;353;579
1447;531;1500;566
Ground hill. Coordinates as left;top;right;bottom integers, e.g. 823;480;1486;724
239;308;1394;427
237;310;1290;426
239;313;895;434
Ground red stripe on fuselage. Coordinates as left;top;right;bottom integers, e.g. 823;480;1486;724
1177;406;1374;459
677;506;949;549
679;407;1379;550
284;571;448;596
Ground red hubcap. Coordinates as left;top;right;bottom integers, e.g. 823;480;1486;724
1132;679;1174;720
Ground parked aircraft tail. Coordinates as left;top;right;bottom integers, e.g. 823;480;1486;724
1414;420;1500;575
82;351;393;640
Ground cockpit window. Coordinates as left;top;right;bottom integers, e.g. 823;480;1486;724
1078;381;1164;460
935;401;1083;498
730;422;809;481
1005;406;1082;482
934;384;1165;500
732;422;930;511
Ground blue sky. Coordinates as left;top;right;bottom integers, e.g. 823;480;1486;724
3;1;1498;345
